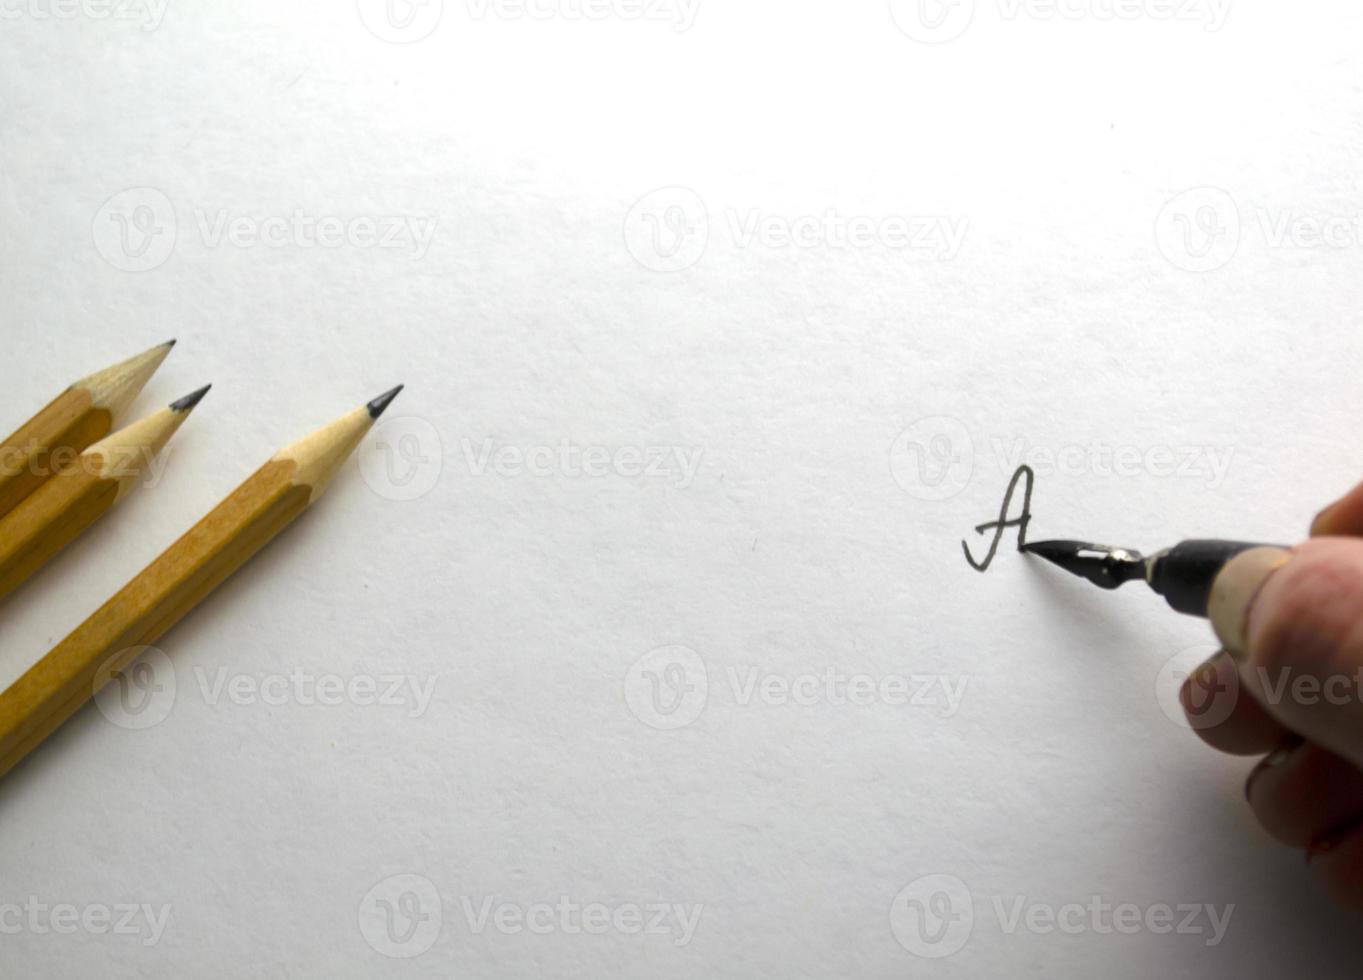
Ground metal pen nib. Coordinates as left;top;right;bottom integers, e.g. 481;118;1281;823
1021;540;1149;590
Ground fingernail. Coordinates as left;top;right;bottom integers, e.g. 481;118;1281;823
1311;503;1338;537
1307;817;1363;864
1245;735;1304;802
1208;547;1294;659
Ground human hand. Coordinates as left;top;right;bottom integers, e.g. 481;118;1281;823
1182;480;1363;909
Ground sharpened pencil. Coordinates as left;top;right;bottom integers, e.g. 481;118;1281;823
0;341;176;522
0;385;210;605
0;386;403;779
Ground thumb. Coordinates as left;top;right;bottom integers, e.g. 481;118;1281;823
1210;538;1363;768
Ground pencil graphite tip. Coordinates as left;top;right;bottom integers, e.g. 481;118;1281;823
170;384;212;413
162;338;177;349
367;385;404;420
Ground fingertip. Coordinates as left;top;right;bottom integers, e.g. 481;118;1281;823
1313;481;1363;537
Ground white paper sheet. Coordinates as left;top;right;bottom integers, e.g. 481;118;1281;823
2;2;1362;976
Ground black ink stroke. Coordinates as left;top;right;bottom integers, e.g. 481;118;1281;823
962;465;1035;572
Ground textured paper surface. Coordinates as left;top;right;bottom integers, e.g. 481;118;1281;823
2;2;1363;976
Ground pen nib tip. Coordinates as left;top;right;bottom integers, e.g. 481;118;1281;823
1023;539;1147;590
367;385;404;419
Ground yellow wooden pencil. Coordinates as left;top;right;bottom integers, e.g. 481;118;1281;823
0;385;403;779
0;341;176;521
0;385;210;605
